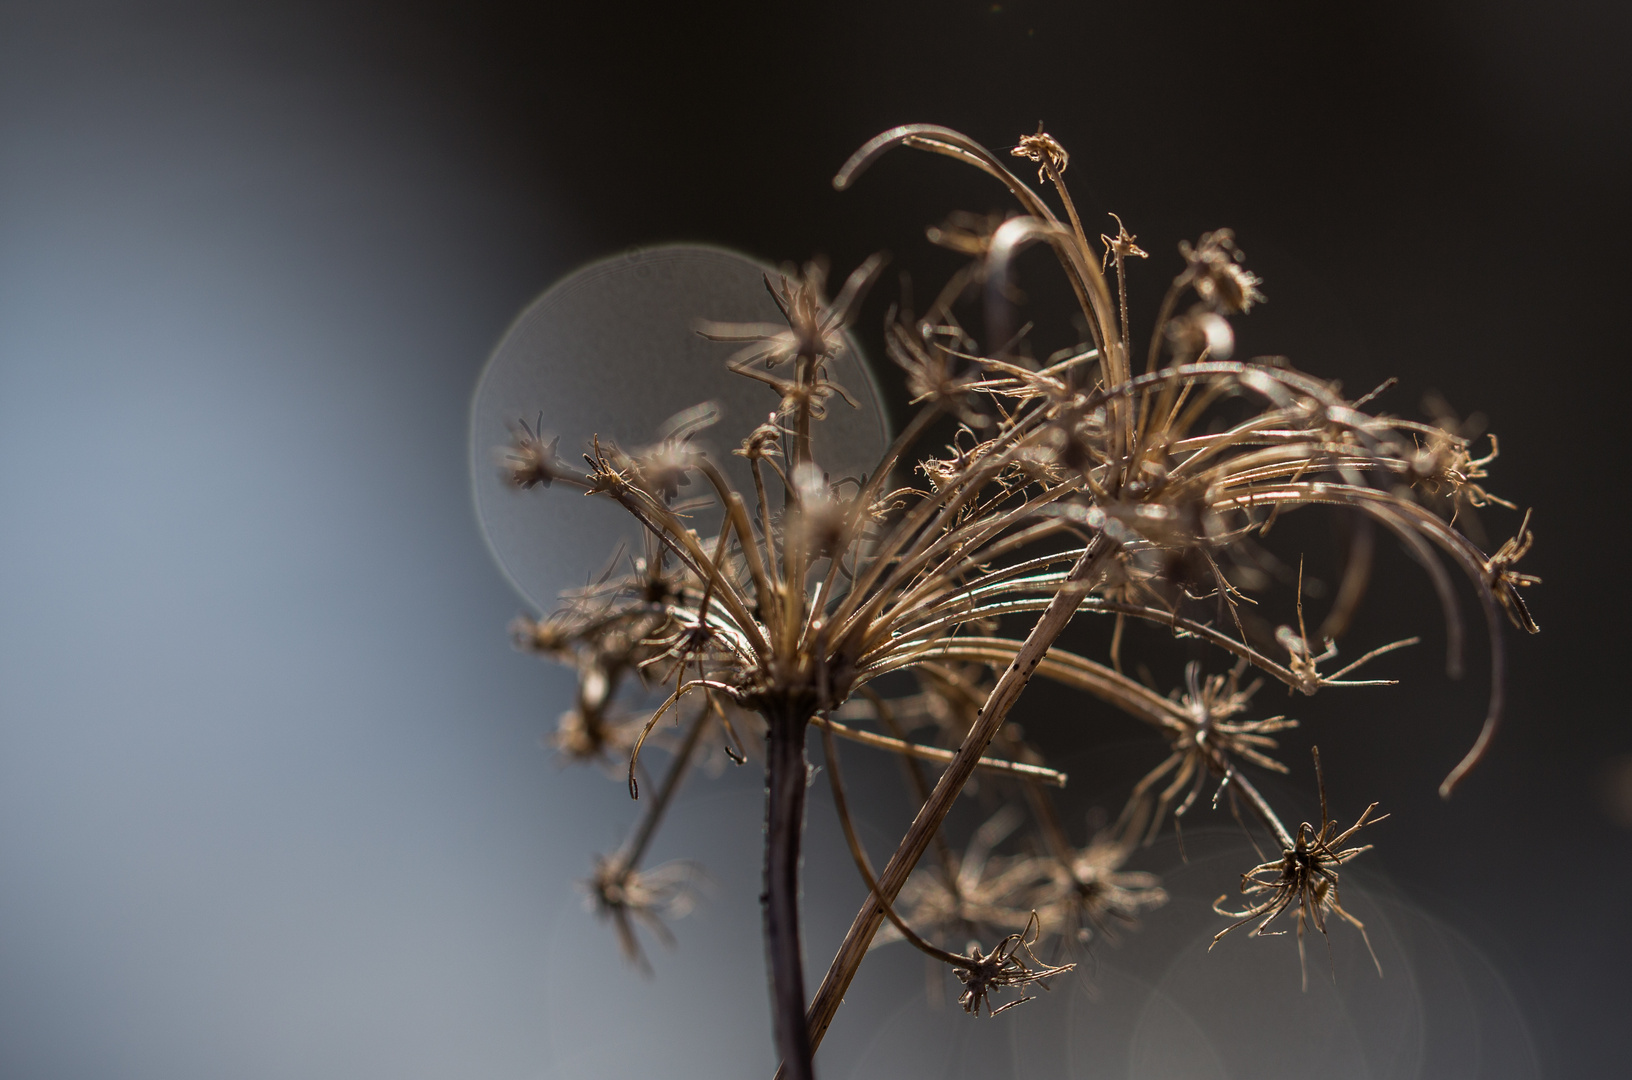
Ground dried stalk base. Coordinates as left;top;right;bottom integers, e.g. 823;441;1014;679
764;706;815;1080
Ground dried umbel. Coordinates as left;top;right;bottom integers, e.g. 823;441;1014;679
496;122;1538;1079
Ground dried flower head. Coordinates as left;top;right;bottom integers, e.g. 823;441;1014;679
1180;228;1265;314
1012;124;1070;183
501;416;564;489
1212;748;1385;988
953;913;1075;1016
494;121;1538;1079
584;855;703;974
1037;830;1169;945
1100;212;1149;268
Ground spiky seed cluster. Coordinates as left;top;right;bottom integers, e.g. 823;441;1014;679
496;122;1538;1079
952;914;1075;1017
585;855;703;975
1212;748;1387;990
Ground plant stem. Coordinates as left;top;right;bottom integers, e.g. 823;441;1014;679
620;705;710;870
764;704;815;1080
780;539;1109;1075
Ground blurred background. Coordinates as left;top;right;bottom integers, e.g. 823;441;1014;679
2;2;1627;1077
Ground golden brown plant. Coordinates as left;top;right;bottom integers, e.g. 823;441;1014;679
494;122;1539;1079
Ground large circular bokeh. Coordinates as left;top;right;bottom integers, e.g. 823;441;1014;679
470;245;890;613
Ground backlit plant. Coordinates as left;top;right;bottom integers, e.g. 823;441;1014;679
498;123;1538;1080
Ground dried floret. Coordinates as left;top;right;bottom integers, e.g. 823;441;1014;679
1212;749;1386;988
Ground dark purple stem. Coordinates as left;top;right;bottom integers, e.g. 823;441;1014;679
764;705;815;1080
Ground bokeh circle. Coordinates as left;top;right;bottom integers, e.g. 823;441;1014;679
470;245;890;613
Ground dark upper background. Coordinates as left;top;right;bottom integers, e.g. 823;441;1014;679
1;1;1627;1077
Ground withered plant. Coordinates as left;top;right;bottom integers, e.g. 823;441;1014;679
498;123;1538;1079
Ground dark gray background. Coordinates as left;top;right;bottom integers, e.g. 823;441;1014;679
2;2;1626;1077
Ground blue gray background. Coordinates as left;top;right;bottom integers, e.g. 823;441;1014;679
2;2;1627;1077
